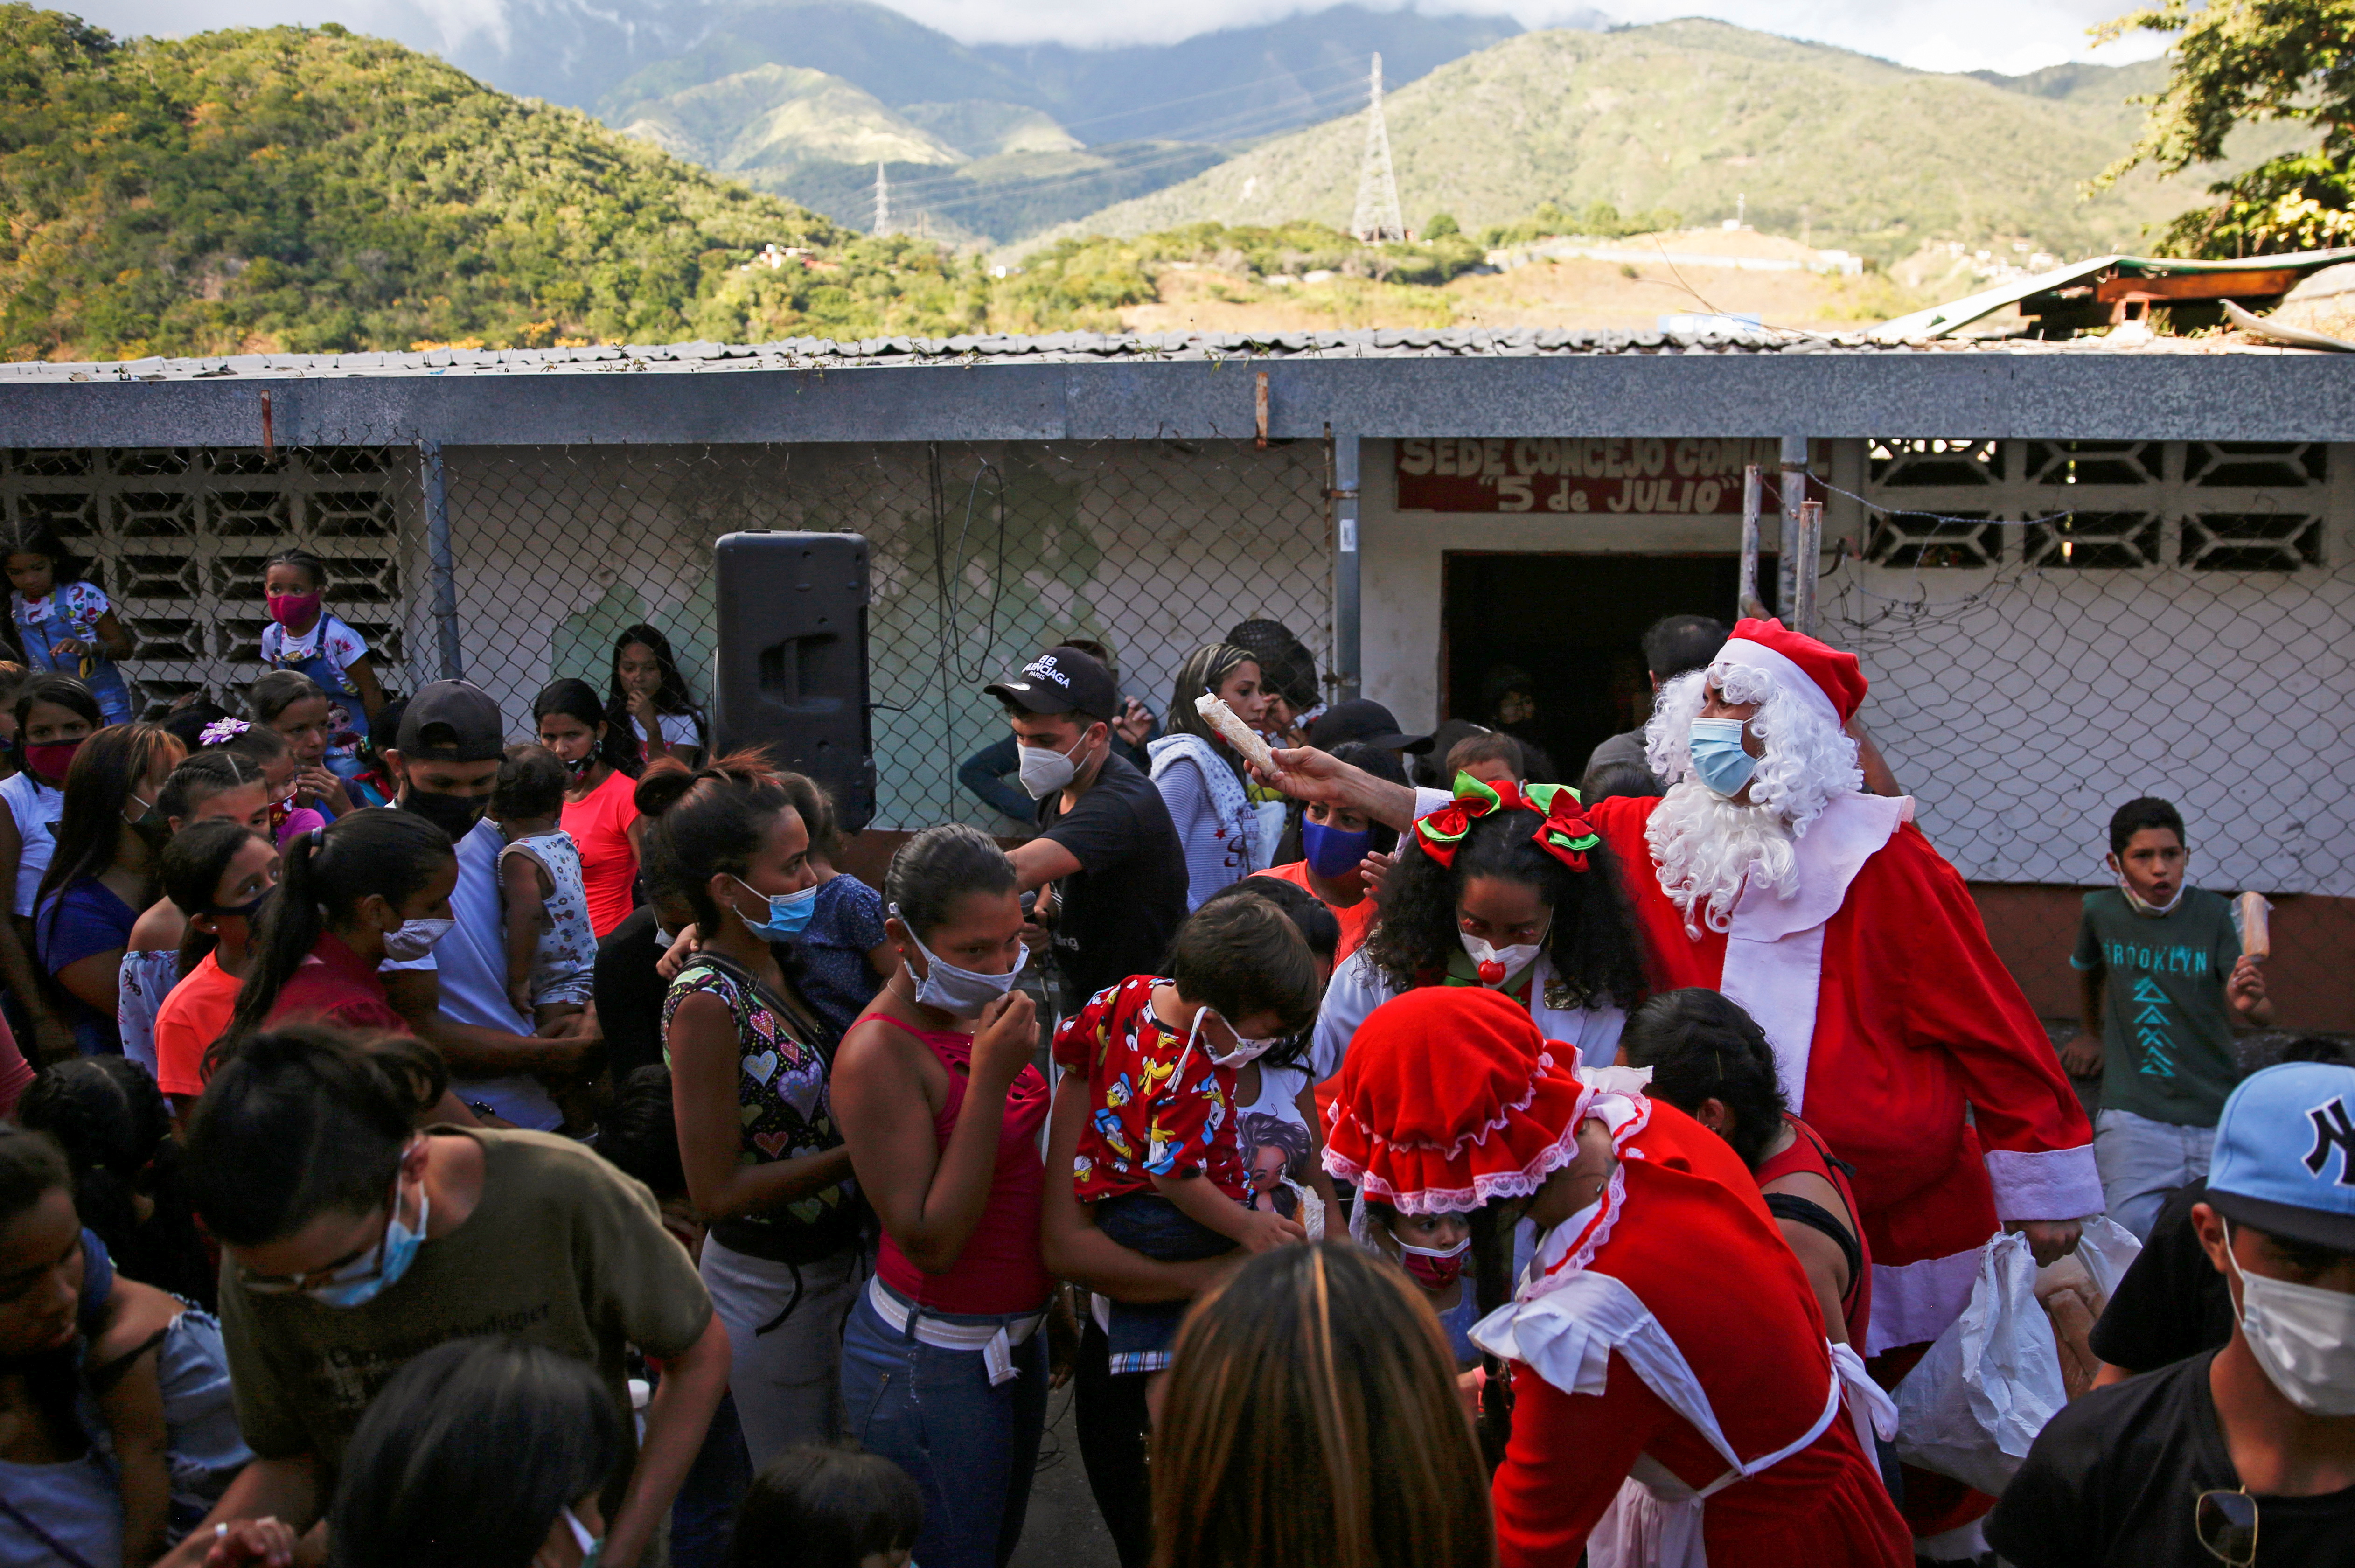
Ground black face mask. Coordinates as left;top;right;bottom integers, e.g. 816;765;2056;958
208;888;272;922
401;787;487;841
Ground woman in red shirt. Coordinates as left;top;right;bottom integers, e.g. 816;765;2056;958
535;678;643;937
1323;987;1908;1568
831;823;1052;1568
219;809;459;1069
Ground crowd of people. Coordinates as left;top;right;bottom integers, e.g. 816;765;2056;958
0;554;2346;1568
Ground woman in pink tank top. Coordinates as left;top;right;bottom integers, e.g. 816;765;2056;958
831;824;1055;1568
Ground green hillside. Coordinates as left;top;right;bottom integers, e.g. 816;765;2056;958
0;8;1038;360
599;62;1223;243
1047;21;2297;260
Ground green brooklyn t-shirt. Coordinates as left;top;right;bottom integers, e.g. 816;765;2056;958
2072;887;2243;1127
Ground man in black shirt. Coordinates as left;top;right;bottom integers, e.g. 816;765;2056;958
1989;1061;2355;1568
987;646;1188;1011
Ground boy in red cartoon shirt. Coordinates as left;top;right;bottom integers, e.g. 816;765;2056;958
1052;895;1321;1381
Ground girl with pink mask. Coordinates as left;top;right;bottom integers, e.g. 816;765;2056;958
258;548;385;781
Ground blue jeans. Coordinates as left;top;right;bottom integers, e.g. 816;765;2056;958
842;1284;1049;1568
669;1388;752;1568
2096;1107;2215;1242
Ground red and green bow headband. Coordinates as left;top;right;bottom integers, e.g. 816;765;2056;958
1412;772;1602;872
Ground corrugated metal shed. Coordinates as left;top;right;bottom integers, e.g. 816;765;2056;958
1873;248;2355;341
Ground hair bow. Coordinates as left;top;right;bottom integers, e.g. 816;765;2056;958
1411;772;1602;873
199;718;251;746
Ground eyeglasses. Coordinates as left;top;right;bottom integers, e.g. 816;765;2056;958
240;1169;402;1296
2195;1488;2257;1566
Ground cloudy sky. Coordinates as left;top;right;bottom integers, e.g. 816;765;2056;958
66;0;2167;77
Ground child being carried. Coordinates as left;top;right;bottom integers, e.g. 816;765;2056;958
1051;895;1322;1383
489;745;596;1032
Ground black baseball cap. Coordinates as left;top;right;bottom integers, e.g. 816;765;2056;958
1308;698;1431;754
985;646;1118;722
395;679;507;762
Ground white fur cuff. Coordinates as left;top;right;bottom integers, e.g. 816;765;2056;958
1985;1145;2104;1222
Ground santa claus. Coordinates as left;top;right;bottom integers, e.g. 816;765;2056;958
1268;617;2098;1547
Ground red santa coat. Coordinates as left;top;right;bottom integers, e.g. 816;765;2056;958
1589;793;2099;1354
1483;1097;1909;1568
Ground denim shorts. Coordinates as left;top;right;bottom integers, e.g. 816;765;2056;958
1094;1193;1235;1372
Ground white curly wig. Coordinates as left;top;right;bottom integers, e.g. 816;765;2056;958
1641;656;1864;933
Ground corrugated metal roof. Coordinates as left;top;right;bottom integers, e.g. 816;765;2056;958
0;320;2310;385
1871;248;2355;341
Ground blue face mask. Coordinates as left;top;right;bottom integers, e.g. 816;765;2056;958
1688;717;1758;798
271;1167;428;1309
732;877;818;941
1302;817;1373;879
564;1505;605;1568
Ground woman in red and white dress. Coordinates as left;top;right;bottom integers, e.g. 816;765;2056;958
1322;986;1908;1568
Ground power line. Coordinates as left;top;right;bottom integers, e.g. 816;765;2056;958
837;73;1379;226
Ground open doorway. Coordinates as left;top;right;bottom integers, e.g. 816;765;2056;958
1442;552;1747;781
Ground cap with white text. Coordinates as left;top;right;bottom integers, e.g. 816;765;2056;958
985;646;1117;722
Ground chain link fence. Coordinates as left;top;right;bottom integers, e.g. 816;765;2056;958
6;433;2348;1024
0;439;1337;836
438;439;1335;831
1819;437;2354;1026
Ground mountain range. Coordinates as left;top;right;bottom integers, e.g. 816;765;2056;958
547;2;2294;254
1033;20;2296;259
577;0;1534;239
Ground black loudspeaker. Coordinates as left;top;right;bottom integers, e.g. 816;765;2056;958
712;531;876;836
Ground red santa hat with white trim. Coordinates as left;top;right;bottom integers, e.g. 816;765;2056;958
1718;617;1868;725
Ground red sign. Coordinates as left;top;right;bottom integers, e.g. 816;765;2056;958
1395;437;1784;515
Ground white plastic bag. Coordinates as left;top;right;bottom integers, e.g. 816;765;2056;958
2037;1215;2144;1399
2068;1213;2144;1303
1892;1232;2067;1495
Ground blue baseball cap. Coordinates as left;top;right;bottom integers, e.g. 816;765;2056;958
2206;1062;2355;1252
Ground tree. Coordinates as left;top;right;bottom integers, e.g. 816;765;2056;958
2095;0;2355;256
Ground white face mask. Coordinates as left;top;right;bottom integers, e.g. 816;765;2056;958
2116;871;2187;917
1460;930;1543;986
383;915;454;962
2223;1220;2355;1415
893;904;1027;1016
1187;1006;1276;1069
1017;729;1093;800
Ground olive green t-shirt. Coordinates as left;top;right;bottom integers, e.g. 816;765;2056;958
2072;887;2244;1128
217;1125;711;1467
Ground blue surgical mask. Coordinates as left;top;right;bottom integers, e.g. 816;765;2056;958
259;1164;428;1309
564;1505;605;1568
1302;817;1373;879
1687;716;1758;798
732;877;817;941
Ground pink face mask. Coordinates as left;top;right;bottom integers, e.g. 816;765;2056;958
1394;1232;1470;1290
267;592;321;628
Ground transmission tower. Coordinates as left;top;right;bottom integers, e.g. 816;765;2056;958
1349;53;1405;244
873;161;890;235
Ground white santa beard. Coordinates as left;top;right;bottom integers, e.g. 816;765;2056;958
1646;779;1801;934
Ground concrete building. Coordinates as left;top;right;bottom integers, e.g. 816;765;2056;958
4;326;2350;1025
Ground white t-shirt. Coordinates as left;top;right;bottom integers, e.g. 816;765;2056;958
631;713;701;751
0;770;63;917
1310;941;1625;1083
1235;1060;1315;1220
382;817;561;1129
259;612;370;698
